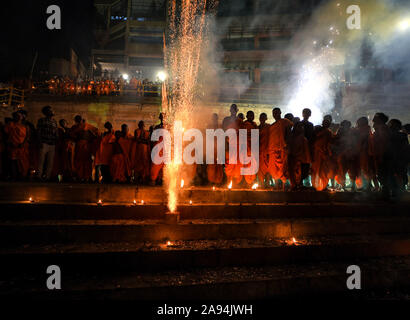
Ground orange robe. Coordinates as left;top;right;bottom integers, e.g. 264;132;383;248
242;120;258;185
150;125;164;182
206;128;224;184
71;122;99;180
95;131;115;166
312;127;334;191
4;122;28;177
118;133;134;177
52;127;74;178
257;123;270;183
289;134;311;187
133;129;151;180
110;142;128;183
267;118;293;183
222;116;242;185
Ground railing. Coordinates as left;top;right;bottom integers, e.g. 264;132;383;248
0;86;25;107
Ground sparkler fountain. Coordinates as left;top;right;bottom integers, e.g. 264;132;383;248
162;0;216;220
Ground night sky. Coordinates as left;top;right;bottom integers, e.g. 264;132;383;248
0;0;95;81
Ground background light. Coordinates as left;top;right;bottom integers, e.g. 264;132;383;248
122;73;129;80
398;19;410;32
157;71;167;82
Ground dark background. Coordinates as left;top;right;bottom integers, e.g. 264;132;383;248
0;0;95;81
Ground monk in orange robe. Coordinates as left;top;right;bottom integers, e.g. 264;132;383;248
110;131;129;183
134;120;151;183
257;113;270;187
289;122;311;190
267;108;292;190
206;113;224;185
311;118;334;191
222;104;242;186
70;115;99;182
17;110;36;177
117;124;134;181
4;112;28;180
150;113;164;185
95;122;115;183
241;111;258;186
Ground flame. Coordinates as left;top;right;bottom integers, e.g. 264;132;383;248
29;197;33;202
251;183;258;190
292;237;297;245
167;241;172;246
212;186;216;191
228;181;233;189
97;199;102;205
180;179;184;188
133;199;137;205
163;0;210;215
141;200;144;205
189;200;192;205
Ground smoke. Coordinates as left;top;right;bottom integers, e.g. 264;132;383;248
282;0;410;124
193;0;410;126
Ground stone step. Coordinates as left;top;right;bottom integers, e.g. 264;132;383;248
1;217;410;245
1;183;409;205
1;202;408;221
2;256;410;301
1;235;410;276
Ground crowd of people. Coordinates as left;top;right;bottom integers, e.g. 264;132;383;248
0;104;409;198
30;77;161;96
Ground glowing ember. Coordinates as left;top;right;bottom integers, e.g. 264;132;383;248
180;179;184;188
228;181;233;190
251;183;258;190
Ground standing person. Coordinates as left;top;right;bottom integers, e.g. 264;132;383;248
311;118;334;191
334;120;355;190
70;115;99;182
150;113;165;185
387;119;408;196
301;108;314;186
257;113;270;188
110;131;128;183
354;117;377;191
118;124;134;182
289;122;311;190
37;106;58;181
206;113;224;185
222;104;242;187
241;111;258;187
95;122;115;183
370;113;391;197
267;108;292;190
53;119;74;182
0;121;4;179
4;112;28;180
16;109;33;177
134;120;151;183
